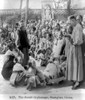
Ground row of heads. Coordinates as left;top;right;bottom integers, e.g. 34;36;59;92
15;15;83;30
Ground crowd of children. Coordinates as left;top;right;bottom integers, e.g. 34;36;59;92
1;15;85;90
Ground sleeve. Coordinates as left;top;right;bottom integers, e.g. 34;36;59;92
15;30;20;47
74;25;83;45
25;30;30;49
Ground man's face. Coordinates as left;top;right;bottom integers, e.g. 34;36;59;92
20;21;24;27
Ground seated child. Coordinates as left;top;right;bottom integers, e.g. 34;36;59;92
26;60;46;90
43;59;59;80
39;36;47;50
43;55;67;85
10;63;27;86
37;49;47;66
40;48;52;67
29;43;36;58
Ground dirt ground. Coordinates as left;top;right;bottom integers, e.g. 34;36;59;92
0;55;85;100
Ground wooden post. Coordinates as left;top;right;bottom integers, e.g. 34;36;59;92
67;0;71;16
25;0;29;26
20;0;23;20
53;0;57;9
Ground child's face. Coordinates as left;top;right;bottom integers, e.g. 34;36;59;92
67;26;71;34
58;32;62;39
18;56;23;64
54;60;60;65
56;25;60;30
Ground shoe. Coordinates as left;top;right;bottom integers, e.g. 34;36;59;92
72;82;80;90
71;81;75;86
27;83;32;91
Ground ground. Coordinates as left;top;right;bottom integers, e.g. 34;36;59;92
0;55;85;99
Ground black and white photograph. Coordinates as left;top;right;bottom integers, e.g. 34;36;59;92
0;0;85;100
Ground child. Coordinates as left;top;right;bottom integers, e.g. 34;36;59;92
1;42;21;80
10;63;27;86
43;55;67;85
26;60;46;91
10;58;34;87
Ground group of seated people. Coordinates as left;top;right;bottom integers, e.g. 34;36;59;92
2;15;82;91
1;31;66;91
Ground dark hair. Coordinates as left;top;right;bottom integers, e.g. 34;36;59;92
20;19;24;23
7;42;16;51
15;23;19;29
56;23;61;31
49;33;52;38
60;55;67;61
37;50;42;54
76;15;83;21
15;22;19;26
69;15;76;20
67;25;73;34
28;62;33;67
33;27;36;32
56;23;60;27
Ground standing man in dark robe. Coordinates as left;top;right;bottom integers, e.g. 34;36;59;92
16;20;30;67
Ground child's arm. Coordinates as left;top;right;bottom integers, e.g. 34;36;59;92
58;61;66;69
15;48;24;59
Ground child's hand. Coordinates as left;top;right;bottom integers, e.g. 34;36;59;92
13;58;17;63
73;43;77;46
